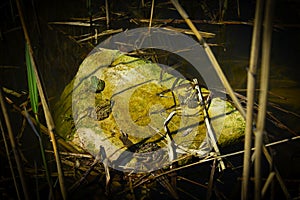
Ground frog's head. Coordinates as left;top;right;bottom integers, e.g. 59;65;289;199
90;75;105;93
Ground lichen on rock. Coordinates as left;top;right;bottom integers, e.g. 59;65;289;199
54;48;245;172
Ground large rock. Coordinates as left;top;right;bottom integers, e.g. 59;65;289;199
54;48;245;172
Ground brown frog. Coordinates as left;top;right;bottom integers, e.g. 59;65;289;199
95;99;112;120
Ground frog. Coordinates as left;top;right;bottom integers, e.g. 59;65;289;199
90;75;105;93
94;99;112;121
87;75;112;121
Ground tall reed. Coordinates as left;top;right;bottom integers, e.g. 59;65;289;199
25;44;54;199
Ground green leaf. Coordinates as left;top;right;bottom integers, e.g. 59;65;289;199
25;44;38;117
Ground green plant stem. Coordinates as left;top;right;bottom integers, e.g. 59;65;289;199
15;0;67;199
24;109;54;199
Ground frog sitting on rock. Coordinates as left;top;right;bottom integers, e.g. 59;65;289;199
90;75;105;93
89;75;112;121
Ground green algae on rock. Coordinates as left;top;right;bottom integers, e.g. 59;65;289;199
54;48;245;172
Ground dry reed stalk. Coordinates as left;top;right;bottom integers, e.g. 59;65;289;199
5;93;79;152
114;134;300;198
242;0;264;198
162;26;215;38
228;91;297;136
68;147;106;193
105;0;110;29
134;18;300;28
206;158;216;200
134;18;254;26
268;102;300;118
127;176;136;200
151;134;300;185
236;0;241;18
2;87;24;98
254;0;274;198
0;116;22;200
15;0;67;198
77;28;123;43
48;21;100;26
0;88;29;200
177;176;207;189
70;16;106;21
45;150;92;158
170;0;246;119
261;171;275;198
149;0;155;28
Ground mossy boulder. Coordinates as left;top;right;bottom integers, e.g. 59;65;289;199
54;48;245;171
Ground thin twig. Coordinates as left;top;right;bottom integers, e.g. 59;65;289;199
45;150;92;158
268;102;300;118
149;0;155;28
170;0;246;120
267;111;298;135
162;26;215;38
2;87;24;98
0;117;22;200
77;28;123;43
177;176;207;189
133;18;300;28
105;0;110;29
152;135;300;180
236;0;241;18
135;18;254;25
0;88;29;200
23;108;54;199
68;147;105;193
128;176;136;200
206;159;216;200
48;21;101;27
4;96;79;153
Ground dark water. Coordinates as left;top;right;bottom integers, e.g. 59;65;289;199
1;0;300;199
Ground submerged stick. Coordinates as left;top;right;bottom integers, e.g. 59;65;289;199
15;0;67;199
